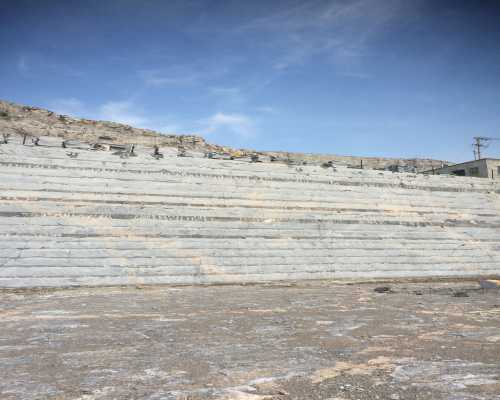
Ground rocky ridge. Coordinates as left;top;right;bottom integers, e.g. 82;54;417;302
0;99;449;170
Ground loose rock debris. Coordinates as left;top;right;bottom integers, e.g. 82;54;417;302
480;279;500;289
0;281;499;400
373;286;392;293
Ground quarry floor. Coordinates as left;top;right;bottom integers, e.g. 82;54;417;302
0;281;499;400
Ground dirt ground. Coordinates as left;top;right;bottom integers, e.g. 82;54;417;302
0;281;499;400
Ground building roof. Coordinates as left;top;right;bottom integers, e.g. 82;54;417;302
435;158;499;169
422;158;500;174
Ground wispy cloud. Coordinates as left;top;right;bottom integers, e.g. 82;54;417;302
17;56;28;74
17;53;84;78
99;101;149;126
138;55;239;89
244;0;421;75
139;66;199;87
208;86;246;106
46;97;184;133
209;87;240;96
202;112;255;138
256;106;276;114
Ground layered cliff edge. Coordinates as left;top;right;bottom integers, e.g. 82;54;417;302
0;99;449;171
0;134;498;288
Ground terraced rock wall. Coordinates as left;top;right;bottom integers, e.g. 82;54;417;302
0;136;499;287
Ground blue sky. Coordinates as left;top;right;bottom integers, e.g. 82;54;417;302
1;0;500;161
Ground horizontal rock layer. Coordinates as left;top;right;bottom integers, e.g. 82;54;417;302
0;135;499;287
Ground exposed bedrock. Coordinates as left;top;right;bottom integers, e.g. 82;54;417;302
0;135;499;288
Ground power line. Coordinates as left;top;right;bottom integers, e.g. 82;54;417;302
472;136;500;160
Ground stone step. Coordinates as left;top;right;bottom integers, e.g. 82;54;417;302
1;154;498;192
1;170;496;209
2;255;498;268
0;247;495;258
0;267;494;288
1;163;497;196
1;262;498;278
1;223;496;240
0;140;498;287
2;237;497;250
0;198;497;225
1;211;497;230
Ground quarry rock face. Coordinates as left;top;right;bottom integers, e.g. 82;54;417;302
0;133;498;288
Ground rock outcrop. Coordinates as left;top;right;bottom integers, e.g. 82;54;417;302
0;100;206;149
0;134;498;288
0;99;449;171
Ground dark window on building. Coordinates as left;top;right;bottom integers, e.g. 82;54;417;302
452;169;466;176
468;167;480;177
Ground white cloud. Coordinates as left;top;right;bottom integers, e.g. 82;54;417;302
202;112;255;138
45;98;183;133
256;106;276;114
99;101;149;127
140;68;199;87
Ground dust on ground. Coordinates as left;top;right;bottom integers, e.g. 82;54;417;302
0;281;499;399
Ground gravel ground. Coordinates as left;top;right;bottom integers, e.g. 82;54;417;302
0;281;499;400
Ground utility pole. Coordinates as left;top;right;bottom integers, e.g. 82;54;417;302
472;137;500;160
473;137;484;160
